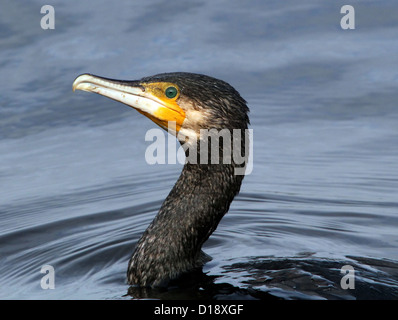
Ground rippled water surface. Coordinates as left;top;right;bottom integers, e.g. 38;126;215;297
1;0;398;300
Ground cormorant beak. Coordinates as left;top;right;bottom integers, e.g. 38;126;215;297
72;74;185;134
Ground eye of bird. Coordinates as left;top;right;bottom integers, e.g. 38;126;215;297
165;86;178;99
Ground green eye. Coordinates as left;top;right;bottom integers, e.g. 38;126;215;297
165;86;178;99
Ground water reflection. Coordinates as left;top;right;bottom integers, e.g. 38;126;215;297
221;255;398;300
126;254;398;300
126;268;278;300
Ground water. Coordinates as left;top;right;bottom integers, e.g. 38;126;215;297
1;0;398;300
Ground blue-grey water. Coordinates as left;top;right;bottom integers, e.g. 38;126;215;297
1;0;398;300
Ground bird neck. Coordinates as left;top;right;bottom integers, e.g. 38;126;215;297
128;131;248;287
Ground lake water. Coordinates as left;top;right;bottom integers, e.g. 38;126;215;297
1;0;398;300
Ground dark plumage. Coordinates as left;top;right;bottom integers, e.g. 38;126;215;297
73;72;250;287
127;73;249;286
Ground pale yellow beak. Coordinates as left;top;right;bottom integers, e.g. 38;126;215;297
73;74;185;133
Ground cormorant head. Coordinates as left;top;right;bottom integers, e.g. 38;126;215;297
73;72;249;145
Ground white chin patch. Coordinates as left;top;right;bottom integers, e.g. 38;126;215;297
176;128;198;147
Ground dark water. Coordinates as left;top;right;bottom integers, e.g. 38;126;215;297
1;0;398;300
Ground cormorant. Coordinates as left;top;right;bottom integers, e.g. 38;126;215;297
72;72;250;287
